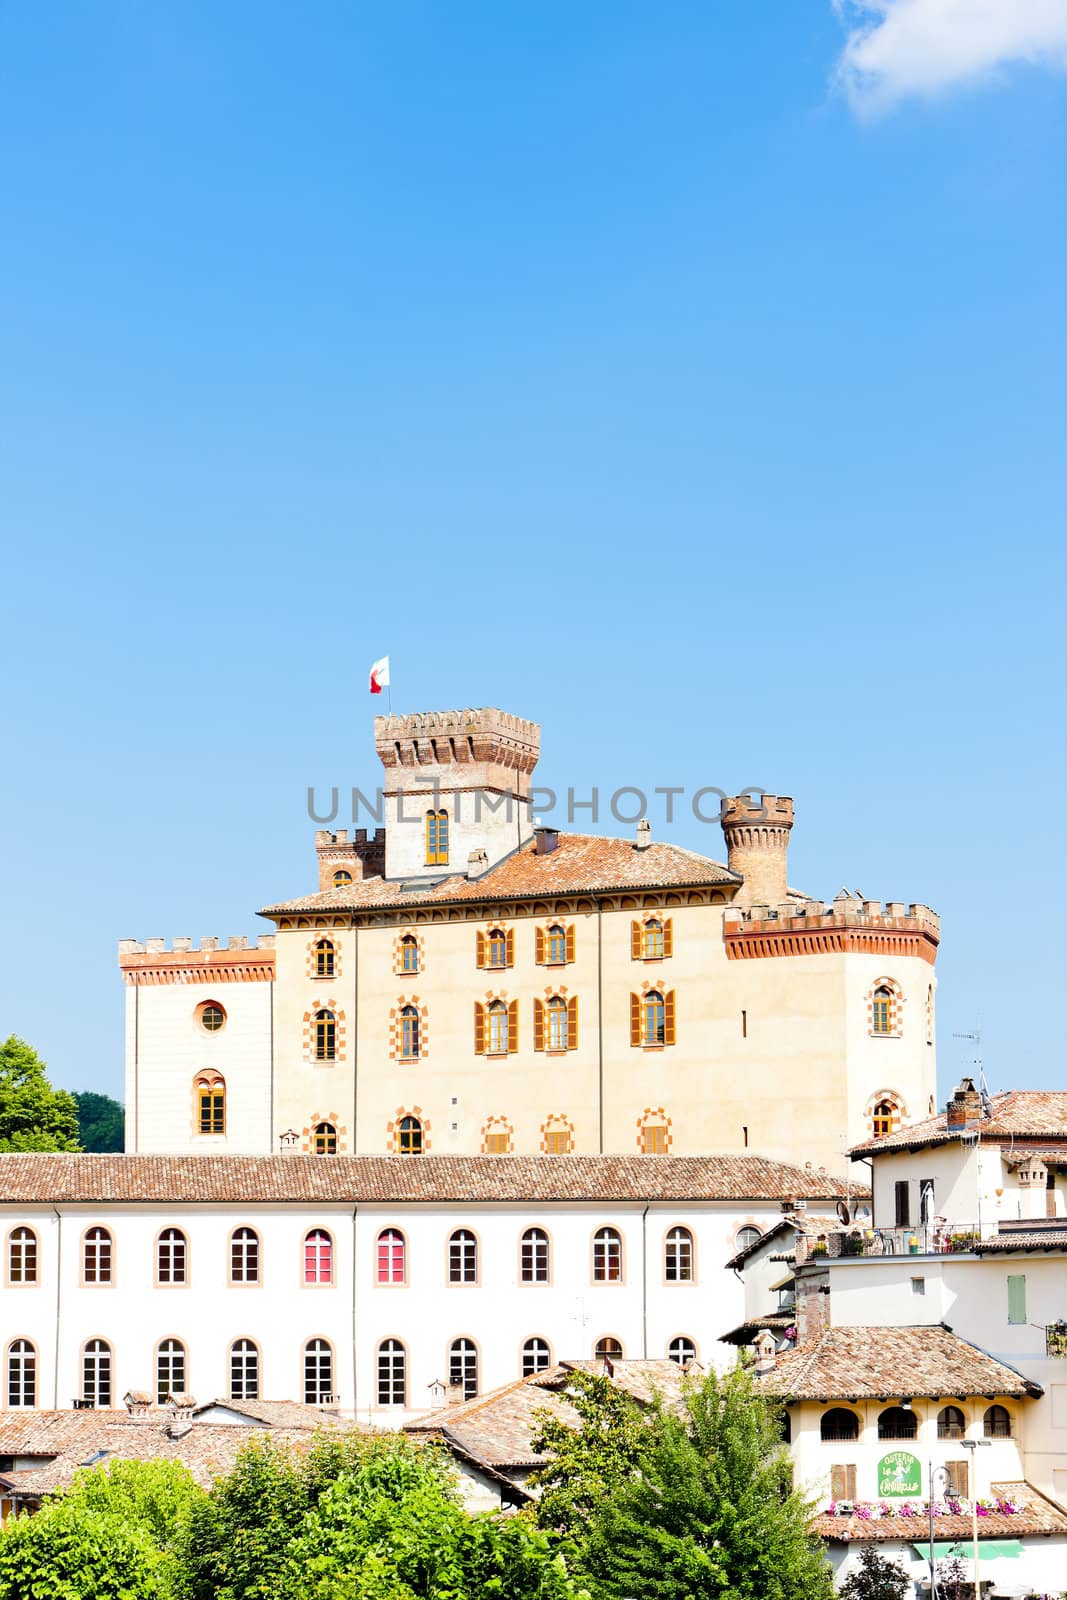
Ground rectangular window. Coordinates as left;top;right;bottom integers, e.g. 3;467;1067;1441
911;1277;925;1296
919;1178;935;1223
830;1464;856;1501
894;1180;911;1228
1007;1274;1027;1325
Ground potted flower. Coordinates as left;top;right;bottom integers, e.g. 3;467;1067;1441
811;1240;828;1258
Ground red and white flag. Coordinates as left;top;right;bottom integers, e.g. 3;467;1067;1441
369;656;390;695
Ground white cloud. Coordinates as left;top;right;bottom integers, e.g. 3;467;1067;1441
833;0;1067;112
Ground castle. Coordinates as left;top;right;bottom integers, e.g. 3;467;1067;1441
120;706;939;1170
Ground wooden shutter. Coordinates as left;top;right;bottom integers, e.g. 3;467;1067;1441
1007;1274;1027;1325
476;930;486;969
631;921;642;959
535;927;545;964
662;917;673;957
533;999;544;1052
567;995;578;1049
565;924;576;962
894;1180;911;1228
630;993;641;1046
508;999;519;1052
473;1002;485;1055
664;990;676;1046
505;928;515;966
945;1460;969;1498
830;1465;856;1501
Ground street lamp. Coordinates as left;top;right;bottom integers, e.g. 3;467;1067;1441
927;1462;950;1600
960;1439;992;1597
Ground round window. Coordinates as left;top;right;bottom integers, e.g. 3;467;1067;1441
197;1002;227;1033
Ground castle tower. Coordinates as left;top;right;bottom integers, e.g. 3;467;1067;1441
721;794;794;907
374;708;541;881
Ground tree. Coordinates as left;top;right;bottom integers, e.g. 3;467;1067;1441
0;1035;80;1151
530;1369;653;1549
73;1090;125;1152
839;1544;912;1600
534;1365;834;1600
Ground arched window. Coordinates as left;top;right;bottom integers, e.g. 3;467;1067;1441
314;939;336;979
304;1229;333;1285
398;1115;423;1155
449;1338;478;1399
641;1121;668;1155
7;1341;36;1409
487;929;508;969
400;935;420;974
8;1228;37;1285
821;1408;859;1442
157;1338;186;1405
483;1123;511;1153
872;1099;898;1138
643;991;665;1046
546;996;568;1052
872;986;893;1035
642;918;665;960
332;869;352;887
377;1339;407;1407
938;1405;966;1440
486;1000;510;1054
594;1336;623;1361
521;1227;550;1283
547;924;568;964
878;1406;917;1441
83;1227;113;1285
82;1339;111;1408
313;1121;337;1156
157;1228;187;1285
664;1226;693;1282
400;1005;420;1060
984;1404;1011;1438
542;1118;572;1155
231;1227;260;1285
196;1072;225;1135
314;1010;336;1061
448;1229;478;1284
304;1339;334;1404
735;1225;762;1253
230;1339;259;1401
425;810;449;866
668;1336;697;1366
522;1337;552;1376
376;1228;406;1285
593;1227;623;1282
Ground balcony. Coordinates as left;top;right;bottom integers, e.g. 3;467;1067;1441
798;1224;983;1262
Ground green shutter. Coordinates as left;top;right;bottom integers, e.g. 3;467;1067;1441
1007;1274;1027;1325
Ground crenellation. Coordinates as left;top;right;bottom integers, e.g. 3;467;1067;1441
117;935;276;957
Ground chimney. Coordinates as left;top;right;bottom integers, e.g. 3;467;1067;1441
123;1391;153;1416
635;819;651;850
752;1329;778;1375
278;1129;301;1154
445;1383;466;1407
467;847;489;878
945;1077;984;1131
533;826;559;856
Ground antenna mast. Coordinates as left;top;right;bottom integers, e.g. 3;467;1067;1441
953;1026;991;1115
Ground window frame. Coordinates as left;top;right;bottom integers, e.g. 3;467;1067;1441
447;1228;479;1286
667;1335;698;1366
376;1227;407;1287
313;1121;338;1156
82;1226;114;1287
377;1337;407;1407
399;1005;421;1061
229;1227;261;1286
521;1336;552;1376
303;1337;335;1405
663;1225;694;1284
6;1227;38;1288
6;1339;37;1410
397;1115;423;1155
156;1227;189;1287
81;1338;112;1408
448;1336;479;1400
314;939;336;979
520;1226;551;1284
229;1338;260;1401
592;1226;624;1284
156;1337;187;1406
303;1228;335;1287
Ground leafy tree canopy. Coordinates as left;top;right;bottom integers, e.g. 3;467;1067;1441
73;1090;125;1152
839;1542;912;1600
0;1035;80;1152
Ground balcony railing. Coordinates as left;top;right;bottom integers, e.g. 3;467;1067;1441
799;1224;984;1262
1046;1321;1067;1358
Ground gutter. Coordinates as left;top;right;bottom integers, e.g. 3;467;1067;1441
641;1201;650;1358
52;1204;63;1408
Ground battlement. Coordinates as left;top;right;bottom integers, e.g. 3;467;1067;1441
723;900;940;964
315;827;385;889
117;935;276;955
117;936;276;985
374;707;540;781
721;794;794;907
314;828;385;849
720;793;795;829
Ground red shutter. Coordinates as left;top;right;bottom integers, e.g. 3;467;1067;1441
664;990;676;1046
505;928;515;966
662;917;673;958
630;993;641;1047
567;995;578;1050
630;921;642;959
566;924;576;962
476;931;486;969
533;999;544;1052
508;999;519;1053
474;1002;485;1055
535;927;545;964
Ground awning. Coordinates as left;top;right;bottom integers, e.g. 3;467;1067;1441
911;1539;1024;1560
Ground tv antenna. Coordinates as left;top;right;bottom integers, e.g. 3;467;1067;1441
953;1027;992;1115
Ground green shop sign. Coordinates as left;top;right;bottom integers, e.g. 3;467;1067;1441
879;1450;922;1497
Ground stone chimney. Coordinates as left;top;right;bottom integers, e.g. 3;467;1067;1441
446;1383;466;1407
635;819;651;851
752;1329;778;1374
721;794;794;907
946;1077;984;1132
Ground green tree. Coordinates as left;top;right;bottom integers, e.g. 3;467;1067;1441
0;1035;80;1152
839;1543;912;1600
530;1369;653;1549
73;1090;125;1152
535;1366;834;1600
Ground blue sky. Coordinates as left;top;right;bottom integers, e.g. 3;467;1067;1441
0;2;1064;1105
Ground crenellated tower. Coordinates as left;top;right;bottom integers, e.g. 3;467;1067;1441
720;794;795;907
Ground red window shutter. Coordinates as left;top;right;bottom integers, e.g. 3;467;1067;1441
567;995;578;1049
535;927;545;964
630;993;641;1046
664;990;676;1046
476;930;486;969
505;928;515;966
533;999;544;1052
474;1002;485;1055
630;921;641;959
565;924;576;962
508;999;519;1052
662;917;673;958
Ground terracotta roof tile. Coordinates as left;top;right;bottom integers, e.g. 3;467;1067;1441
0;1153;854;1205
850;1091;1067;1156
260;833;738;917
975;1230;1067;1254
814;1481;1067;1542
753;1326;1039;1401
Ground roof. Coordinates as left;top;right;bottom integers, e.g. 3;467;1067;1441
719;1313;795;1346
814;1481;1067;1544
0;1154;855;1205
975;1229;1067;1254
260;831;739;917
753;1326;1040;1401
724;1212;845;1270
405;1360;691;1471
850;1091;1067;1156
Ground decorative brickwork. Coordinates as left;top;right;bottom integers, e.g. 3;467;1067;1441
302;1000;346;1064
480;1116;514;1154
306;938;342;981
723;902;939;965
393;930;425;977
865;1089;907;1138
118;937;276;985
300;1113;347;1154
387;1107;430;1154
388;997;428;1062
636;1106;672;1154
539;1113;575;1155
535;922;575;965
866;977;903;1039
